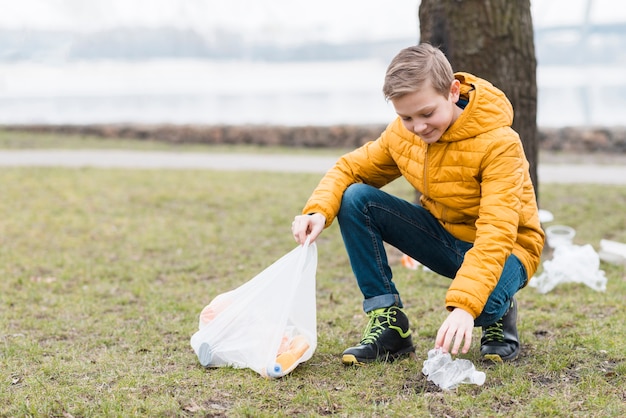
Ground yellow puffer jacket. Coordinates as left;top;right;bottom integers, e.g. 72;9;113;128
302;72;545;318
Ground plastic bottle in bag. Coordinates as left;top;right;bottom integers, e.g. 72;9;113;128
197;342;213;367
199;295;231;327
266;335;310;378
190;241;318;377
196;295;233;366
422;349;486;390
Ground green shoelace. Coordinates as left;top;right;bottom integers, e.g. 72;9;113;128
360;308;395;345
483;319;505;343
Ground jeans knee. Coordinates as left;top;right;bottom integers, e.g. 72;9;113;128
342;183;371;202
339;184;372;216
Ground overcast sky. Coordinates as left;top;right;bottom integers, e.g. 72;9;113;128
0;0;624;43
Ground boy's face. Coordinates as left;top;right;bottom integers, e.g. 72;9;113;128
392;80;462;144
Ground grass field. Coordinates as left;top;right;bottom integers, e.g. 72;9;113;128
1;131;625;417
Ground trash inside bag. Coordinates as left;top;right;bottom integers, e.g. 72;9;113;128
422;349;486;390
530;244;607;294
190;240;317;378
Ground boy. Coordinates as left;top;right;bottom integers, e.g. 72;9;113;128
291;43;545;365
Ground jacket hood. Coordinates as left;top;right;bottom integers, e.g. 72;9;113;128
440;72;514;143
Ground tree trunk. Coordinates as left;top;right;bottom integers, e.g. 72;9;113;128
418;0;539;193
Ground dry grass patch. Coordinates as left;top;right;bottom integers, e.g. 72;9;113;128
0;156;624;417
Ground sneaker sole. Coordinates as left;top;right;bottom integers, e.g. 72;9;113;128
341;347;416;367
482;349;519;363
341;354;366;366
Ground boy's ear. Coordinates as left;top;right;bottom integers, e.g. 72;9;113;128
449;79;461;101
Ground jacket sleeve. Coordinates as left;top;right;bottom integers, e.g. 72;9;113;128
445;132;526;318
302;132;402;227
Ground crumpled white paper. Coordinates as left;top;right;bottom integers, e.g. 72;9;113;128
530;244;607;294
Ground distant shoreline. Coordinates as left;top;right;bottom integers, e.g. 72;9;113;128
1;123;625;154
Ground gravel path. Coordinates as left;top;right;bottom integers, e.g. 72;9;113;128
1;149;625;184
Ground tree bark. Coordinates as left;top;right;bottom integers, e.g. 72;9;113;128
418;0;539;193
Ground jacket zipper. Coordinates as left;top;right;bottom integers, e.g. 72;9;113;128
423;144;429;196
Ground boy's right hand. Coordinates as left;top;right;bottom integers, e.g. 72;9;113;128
291;213;326;245
434;307;474;355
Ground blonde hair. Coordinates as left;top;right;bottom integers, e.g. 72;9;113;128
383;43;455;100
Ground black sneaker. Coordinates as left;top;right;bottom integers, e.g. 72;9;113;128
480;297;520;363
341;306;415;366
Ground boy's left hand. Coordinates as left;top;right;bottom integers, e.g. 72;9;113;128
434;308;474;355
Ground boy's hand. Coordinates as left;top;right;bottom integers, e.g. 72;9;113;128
435;308;474;355
292;213;325;245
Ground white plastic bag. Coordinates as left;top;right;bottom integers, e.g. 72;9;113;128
530;244;607;293
422;349;486;390
190;240;317;378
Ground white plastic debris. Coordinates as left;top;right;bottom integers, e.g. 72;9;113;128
545;225;576;249
598;239;626;265
422;349;486;390
531;244;607;293
538;209;554;223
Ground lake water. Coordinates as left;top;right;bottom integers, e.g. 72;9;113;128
0;59;624;127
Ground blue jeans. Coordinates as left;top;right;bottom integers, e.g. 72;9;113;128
336;183;527;327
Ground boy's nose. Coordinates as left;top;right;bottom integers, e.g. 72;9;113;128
413;123;428;135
